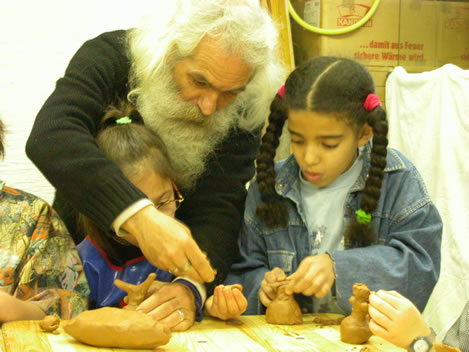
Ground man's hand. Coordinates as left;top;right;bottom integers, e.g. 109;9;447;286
205;284;247;320
368;290;433;349
284;253;335;297
136;281;196;332
259;267;287;308
122;205;216;283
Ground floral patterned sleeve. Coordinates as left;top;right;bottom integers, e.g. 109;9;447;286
0;182;89;319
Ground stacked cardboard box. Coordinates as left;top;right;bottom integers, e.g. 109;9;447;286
290;0;469;104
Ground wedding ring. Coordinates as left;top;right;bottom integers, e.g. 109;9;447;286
180;261;192;272
172;267;180;275
177;309;185;322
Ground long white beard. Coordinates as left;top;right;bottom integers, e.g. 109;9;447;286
136;68;240;190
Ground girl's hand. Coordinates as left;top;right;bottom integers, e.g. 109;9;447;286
259;267;287;307
285;254;335;297
368;290;432;349
205;284;247;320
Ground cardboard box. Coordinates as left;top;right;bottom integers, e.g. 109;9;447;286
366;65;393;106
435;1;469;69
290;0;469;107
398;0;439;72
291;0;401;67
291;0;469;71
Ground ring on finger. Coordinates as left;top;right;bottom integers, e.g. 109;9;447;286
180;261;192;272
177;309;185;322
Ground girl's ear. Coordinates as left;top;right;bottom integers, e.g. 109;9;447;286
357;123;373;147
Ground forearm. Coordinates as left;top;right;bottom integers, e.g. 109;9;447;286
180;127;261;292
26;30;139;231
0;293;46;322
333;242;438;313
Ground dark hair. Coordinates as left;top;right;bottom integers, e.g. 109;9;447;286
0;118;5;159
256;57;388;248
79;100;177;257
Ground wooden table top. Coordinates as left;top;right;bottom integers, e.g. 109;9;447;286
1;313;405;351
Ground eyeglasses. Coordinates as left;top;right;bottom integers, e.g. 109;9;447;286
155;182;184;215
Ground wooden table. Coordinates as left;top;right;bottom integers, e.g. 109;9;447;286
1;313;405;351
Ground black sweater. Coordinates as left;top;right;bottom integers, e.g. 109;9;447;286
26;30;261;291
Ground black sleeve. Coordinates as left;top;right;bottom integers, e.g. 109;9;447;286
26;30;147;237
176;127;261;294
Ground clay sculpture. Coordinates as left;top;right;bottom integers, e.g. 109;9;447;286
265;281;303;325
340;282;373;344
64;272;171;349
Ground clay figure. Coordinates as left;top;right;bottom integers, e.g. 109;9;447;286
266;281;303;325
114;272;156;310
63;273;171;349
340;282;373;344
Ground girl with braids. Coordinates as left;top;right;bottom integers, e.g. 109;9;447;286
226;56;442;316
77;101;246;331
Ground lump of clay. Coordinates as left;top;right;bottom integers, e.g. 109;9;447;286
340;282;372;344
433;344;463;352
266;281;302;325
64;307;171;349
39;315;60;333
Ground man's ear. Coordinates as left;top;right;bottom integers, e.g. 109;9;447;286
357;123;373;147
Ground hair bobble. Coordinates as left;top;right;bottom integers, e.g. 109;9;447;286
363;93;382;111
356;209;372;224
116;116;132;125
278;84;286;99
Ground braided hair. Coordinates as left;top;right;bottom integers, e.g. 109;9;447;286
256;57;389;248
0;118;5;159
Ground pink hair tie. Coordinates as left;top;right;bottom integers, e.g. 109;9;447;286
278;84;286;99
363;93;382;111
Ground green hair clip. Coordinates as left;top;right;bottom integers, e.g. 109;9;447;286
116;116;132;125
356;209;372;224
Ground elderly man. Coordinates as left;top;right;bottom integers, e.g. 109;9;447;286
26;0;284;329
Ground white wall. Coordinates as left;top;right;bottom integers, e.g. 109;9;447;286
0;0;171;204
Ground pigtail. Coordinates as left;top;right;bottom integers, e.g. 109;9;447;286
344;106;389;248
255;94;289;227
101;100;144;128
0;118;5;159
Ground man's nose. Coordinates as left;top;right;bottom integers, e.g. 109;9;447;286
197;90;219;116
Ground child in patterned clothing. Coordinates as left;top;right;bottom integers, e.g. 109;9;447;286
0;118;89;322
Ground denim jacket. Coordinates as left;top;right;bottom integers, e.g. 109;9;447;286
227;144;442;315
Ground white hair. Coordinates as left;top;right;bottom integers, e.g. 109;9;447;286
127;0;286;132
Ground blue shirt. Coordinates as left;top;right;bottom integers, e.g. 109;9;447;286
227;143;442;315
78;237;203;320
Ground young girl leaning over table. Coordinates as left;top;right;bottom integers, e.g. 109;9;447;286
76;101;245;329
224;56;442;318
0;116;89;322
